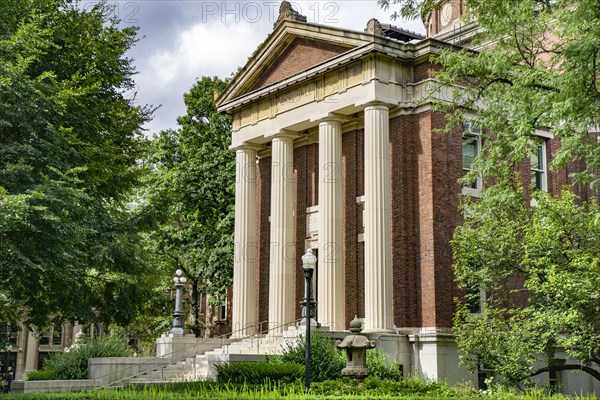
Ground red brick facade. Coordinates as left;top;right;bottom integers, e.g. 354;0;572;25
428;0;467;36
256;156;271;330
252;110;469;330
253;38;351;90
236;21;597;334
249;108;593;331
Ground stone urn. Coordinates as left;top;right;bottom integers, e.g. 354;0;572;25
336;316;377;379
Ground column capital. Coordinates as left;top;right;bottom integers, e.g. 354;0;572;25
230;142;262;152
266;129;301;140
360;101;391;111
310;112;351;124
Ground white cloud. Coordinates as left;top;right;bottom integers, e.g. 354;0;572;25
134;1;426;135
136;21;268;134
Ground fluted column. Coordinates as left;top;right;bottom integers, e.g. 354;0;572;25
232;145;259;337
268;133;296;333
318;118;345;330
363;103;393;332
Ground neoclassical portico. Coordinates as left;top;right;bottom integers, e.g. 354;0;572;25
231;106;394;335
216;0;479;386
218;4;450;337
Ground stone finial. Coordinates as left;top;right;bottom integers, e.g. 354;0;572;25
364;18;384;36
349;315;362;333
274;1;307;28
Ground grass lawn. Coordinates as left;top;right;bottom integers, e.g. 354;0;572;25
4;378;598;400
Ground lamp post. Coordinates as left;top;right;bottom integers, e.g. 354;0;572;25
302;248;316;393
170;269;187;335
4;344;12;379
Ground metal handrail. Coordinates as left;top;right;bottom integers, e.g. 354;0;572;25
94;320;266;390
92;340;204;390
218;319;303;355
93;318;303;390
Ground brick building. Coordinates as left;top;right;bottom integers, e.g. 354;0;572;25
216;1;598;389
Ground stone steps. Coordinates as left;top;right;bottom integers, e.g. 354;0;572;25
123;327;304;385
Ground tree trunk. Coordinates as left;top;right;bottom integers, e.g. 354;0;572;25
531;364;600;382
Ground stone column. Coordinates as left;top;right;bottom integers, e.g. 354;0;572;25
232;145;259;337
268;132;296;333
363;103;393;332
23;331;38;376
318;117;345;330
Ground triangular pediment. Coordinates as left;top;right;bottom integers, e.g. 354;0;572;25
251;37;352;91
217;19;377;110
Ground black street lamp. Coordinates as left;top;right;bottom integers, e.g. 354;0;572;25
4;344;12;379
170;269;187;335
302;248;317;393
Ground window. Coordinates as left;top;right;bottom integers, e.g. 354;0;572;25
462;122;482;194
467;287;486;314
548;359;564;393
478;368;494;391
39;324;63;346
548;368;561;393
477;358;494;390
2;324;19;346
530;140;547;192
216;300;227;322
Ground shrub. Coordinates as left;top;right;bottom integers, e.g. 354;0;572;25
279;333;345;382
25;369;58;381
366;349;403;380
30;334;132;380
214;361;303;384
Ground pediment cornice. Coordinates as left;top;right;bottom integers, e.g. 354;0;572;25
217;37;459;114
216;20;379;110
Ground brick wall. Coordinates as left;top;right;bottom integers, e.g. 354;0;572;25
430;112;462;328
256;156;271;329
428;0;467;37
390;114;421;328
253;111;474;330
343;129;365;327
253;38;351;90
401;111;463;328
293;145;308;321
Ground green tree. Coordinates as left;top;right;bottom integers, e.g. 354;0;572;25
453;188;600;387
379;0;599;187
379;0;600;387
146;76;235;337
0;0;154;331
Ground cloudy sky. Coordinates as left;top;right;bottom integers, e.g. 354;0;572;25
89;1;426;136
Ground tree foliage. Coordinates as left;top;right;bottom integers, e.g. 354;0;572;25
145;76;235;337
29;334;132;380
380;0;600;386
382;0;599;187
453;188;600;387
0;0;154;330
378;0;446;22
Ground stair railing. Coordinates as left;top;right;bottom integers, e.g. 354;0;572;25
92;340;200;390
218;318;302;355
93;318;305;390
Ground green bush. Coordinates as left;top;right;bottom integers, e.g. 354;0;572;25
366;349;403;380
279;333;345;382
24;369;58;381
28;335;132;380
215;361;303;384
